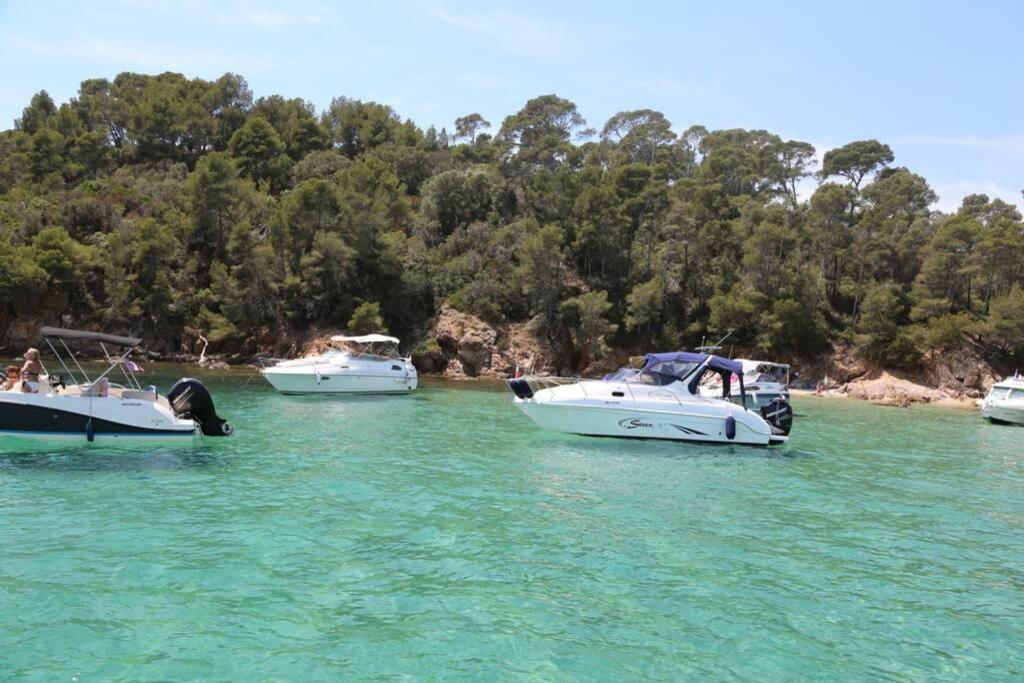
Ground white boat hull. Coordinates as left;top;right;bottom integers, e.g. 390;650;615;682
977;379;1024;425
514;399;784;446
262;342;418;395
0;391;197;443
713;389;790;411
744;391;789;411
980;403;1024;425
508;355;791;447
701;384;790;410
261;369;417;394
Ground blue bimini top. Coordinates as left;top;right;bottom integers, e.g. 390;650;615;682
641;352;742;378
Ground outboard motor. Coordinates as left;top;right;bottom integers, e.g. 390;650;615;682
760;398;793;436
507;378;534;399
167;378;233;436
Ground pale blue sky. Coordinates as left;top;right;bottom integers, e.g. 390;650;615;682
1;0;1021;210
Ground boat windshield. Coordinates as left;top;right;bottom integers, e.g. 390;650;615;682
610;360;700;386
747;369;785;383
604;368;639;381
740;361;789;385
329;342;401;359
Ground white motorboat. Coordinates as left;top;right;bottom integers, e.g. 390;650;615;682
260;334;418;394
700;359;790;410
507;352;792;446
0;327;232;443
977;376;1024;425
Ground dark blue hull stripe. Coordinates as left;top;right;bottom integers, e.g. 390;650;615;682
0;402;191;436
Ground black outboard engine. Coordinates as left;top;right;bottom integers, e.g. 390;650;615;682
167;378;233;436
760;398;794;436
507;378;534;399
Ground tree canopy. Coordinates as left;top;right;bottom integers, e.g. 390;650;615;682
1;71;1021;370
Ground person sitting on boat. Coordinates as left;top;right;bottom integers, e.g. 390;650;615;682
3;365;19;391
20;347;43;392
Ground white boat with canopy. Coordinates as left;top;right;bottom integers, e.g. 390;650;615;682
507;352;792;446
699;359;790;410
977;376;1024;425
260;334;418;394
0;327;232;443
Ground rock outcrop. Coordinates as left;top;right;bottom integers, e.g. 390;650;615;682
3;317;42;353
835;347;996;404
414;304;566;378
920;347;995;398
839;369;949;403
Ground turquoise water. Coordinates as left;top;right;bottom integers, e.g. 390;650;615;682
2;367;1023;680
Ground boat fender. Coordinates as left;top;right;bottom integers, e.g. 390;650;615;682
86;418;95;443
725;415;736;440
507;378;534;399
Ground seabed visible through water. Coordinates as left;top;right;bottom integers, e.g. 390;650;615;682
1;367;1022;679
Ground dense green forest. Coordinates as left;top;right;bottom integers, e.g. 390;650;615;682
1;71;1023;368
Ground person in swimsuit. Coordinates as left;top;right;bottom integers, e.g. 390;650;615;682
20;347;42;392
2;365;19;391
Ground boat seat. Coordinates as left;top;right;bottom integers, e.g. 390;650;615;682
83;379;111;397
121;389;157;401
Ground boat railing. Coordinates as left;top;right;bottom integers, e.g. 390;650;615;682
514;374;698;409
515;375;592;401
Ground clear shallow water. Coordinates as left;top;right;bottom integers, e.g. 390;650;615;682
2;368;1023;680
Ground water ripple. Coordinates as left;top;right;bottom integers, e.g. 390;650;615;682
1;373;1023;679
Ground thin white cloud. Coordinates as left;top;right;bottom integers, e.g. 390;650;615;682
633;74;697;96
247;11;298;27
897;134;1024;150
431;7;569;57
931;180;1022;213
459;72;505;89
6;34;285;72
117;0;338;28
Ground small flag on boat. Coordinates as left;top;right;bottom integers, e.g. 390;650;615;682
125;360;144;373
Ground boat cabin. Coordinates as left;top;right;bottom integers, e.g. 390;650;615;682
329;334;405;360
605;352;746;399
985;377;1024;401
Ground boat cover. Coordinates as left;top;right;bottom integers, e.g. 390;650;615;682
331;334;400;345
642;352;742;376
40;326;142;347
739;359;789;374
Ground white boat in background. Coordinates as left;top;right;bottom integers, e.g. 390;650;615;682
260;334;418;395
507;352;792;446
0;327;231;443
977;376;1024;425
700;359;790;410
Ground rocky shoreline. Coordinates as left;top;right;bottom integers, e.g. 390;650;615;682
1;310;1001;407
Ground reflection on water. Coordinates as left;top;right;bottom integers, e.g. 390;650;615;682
0;447;227;472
